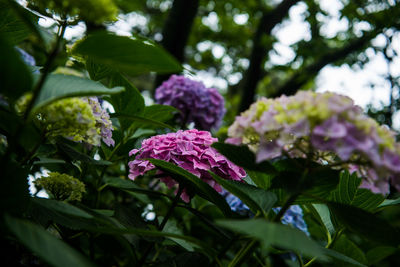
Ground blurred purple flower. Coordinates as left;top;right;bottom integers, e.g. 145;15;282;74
128;129;246;202
155;75;225;130
228;91;400;195
86;97;114;147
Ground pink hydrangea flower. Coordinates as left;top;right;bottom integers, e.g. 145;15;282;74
128;129;246;202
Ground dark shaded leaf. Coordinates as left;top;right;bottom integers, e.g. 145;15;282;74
143;104;178;122
330;235;367;266
104;176;169;198
0;35;32;99
0;1;35;44
58;142;111;165
209;171;276;215
72;33;182;76
328;202;400;246
32;74;124;112
111;113;176;130
109;72;145;130
32;198;93;219
211;143;276;173
366;246;398;265
217;219;328;260
331;171;384;211
5;215;95;267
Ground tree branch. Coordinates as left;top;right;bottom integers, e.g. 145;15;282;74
238;0;301;113
270;30;379;98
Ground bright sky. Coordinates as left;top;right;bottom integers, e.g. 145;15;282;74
37;0;400;128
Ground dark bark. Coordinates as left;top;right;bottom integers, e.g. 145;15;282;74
238;0;301;113
270;31;379;98
153;0;199;90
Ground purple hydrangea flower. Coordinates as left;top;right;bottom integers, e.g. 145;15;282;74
222;190;251;216
86;97;115;147
228;91;400;195
155;75;226;130
128;129;246;202
273;205;309;236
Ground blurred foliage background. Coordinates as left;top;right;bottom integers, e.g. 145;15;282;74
2;0;400;266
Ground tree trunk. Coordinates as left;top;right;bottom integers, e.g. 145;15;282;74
153;0;199;91
238;0;301;113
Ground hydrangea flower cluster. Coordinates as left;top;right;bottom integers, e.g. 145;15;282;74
128;129;246;202
86;97;115;147
273;206;309;236
155;75;225;131
34;172;86;202
222;190;251;216
227;91;400;194
40;97;114;147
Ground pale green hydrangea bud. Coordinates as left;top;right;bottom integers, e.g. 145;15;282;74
27;0;118;23
34;172;85;202
40;97;101;146
15;92;33;115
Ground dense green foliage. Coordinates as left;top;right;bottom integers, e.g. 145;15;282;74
1;0;400;267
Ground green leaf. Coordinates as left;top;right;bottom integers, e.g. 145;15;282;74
142;104;178;122
217;219;328;260
109;72;145;130
331;171;385;211
0;35;32;99
32;198;93;219
5;215;95;267
32;74;124;112
33;157;67;165
311;204;335;236
246;170;273;189
148;159;233;217
86;58;113;81
104;176;169;198
87;225;216;256
209;171;276;215
0;1;35;45
111;113;176;131
163;220;195;251
379;197;400;207
72;33;182;76
324;248;367;267
0;161;30;215
366;246;398;265
57;142;112;165
329;235;367;266
270;163;340;203
328;202;400;246
211;143;276;173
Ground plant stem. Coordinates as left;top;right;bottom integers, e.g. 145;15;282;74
1;20;67;164
303;228;343;267
136;185;184;267
228;239;258;267
23;20;68;121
